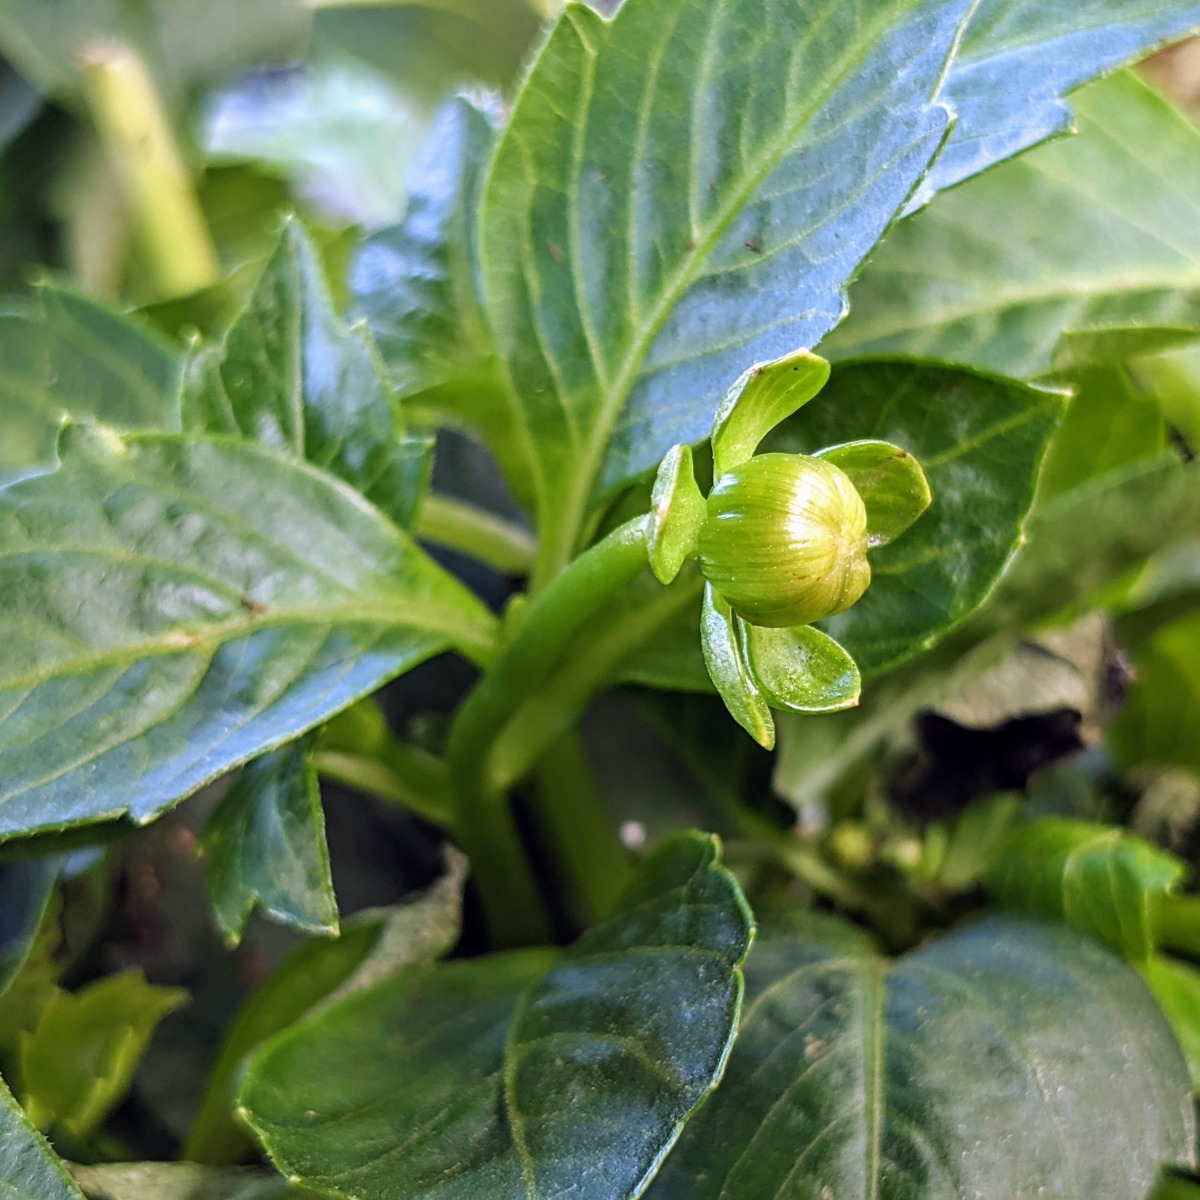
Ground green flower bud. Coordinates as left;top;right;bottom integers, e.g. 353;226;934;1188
697;453;870;628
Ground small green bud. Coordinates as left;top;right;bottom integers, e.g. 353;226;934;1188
697;453;870;628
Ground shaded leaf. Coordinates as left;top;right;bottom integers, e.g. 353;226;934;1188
646;914;1195;1199
183;219;432;531
203;738;337;947
831;73;1200;376
0;427;495;843
240;834;753;1200
19;970;187;1139
185;850;467;1165
482;0;975;571
916;0;1200;205
0;860;59;1000
70;1162;316;1199
0;287;179;486
768;360;1064;675
987;818;1185;961
0;1075;82;1200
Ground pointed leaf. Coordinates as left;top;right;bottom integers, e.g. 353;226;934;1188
646;914;1195;1199
768;360;1064;675
918;0;1200;206
240;833;753;1200
203;738;337;947
701;585;774;748
832;72;1200;377
0;1075;82;1200
183;219;431;529
648;444;705;585
482;0;974;560
0;287;179;485
0;427;495;842
815;439;932;548
18;971;188;1139
710;351;830;480
987;818;1186;962
741;623;861;714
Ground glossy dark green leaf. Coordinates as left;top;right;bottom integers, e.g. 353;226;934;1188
701;585;773;748
0;1075;82;1200
987;819;1185;962
240;834;753;1200
19;970;187;1138
916;1;1200;204
710;352;829;480
816;440;932;549
482;0;975;573
832;73;1200;376
0;287;179;485
183;219;431;531
70;1162;314;1199
646;914;1195;1199
768;360;1063;675
0;861;58;1000
203;738;337;947
741;623;861;714
187;851;467;1166
0;0;308;101
648;445;705;585
0;426;495;843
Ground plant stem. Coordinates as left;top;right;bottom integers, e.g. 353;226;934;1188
531;731;631;925
447;514;652;945
79;38;219;298
416;494;536;576
314;750;452;829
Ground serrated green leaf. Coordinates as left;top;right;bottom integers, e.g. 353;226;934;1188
203;738;337;948
648;444;705;585
815;440;932;549
646;914;1195;1199
70;1162;315;1200
482;0;975;575
183;219;432;531
987;818;1185;962
0;427;495;843
0;287;179;485
741;623;861;714
186;851;467;1167
19;970;188;1139
0;1074;82;1200
710;351;829;480
0;861;58;1000
768;360;1064;676
916;1;1200;205
240;834;753;1200
832;72;1200;376
701;585;773;749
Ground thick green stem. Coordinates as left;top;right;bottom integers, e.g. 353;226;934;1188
447;515;652;945
80;39;219;297
416;494;536;576
531;732;631;925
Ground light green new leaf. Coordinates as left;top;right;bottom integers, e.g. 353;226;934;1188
701;585;774;748
648;444;705;585
987;818;1185;962
1142;955;1200;1092
203;738;337;948
815;440;932;548
482;0;975;577
0;427;495;843
768;360;1063;676
916;0;1200;204
240;834;753;1200
183;219;431;531
646;914;1195;1199
831;72;1200;377
741;623;861;714
0;287;179;485
0;1075;82;1200
19;971;187;1139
